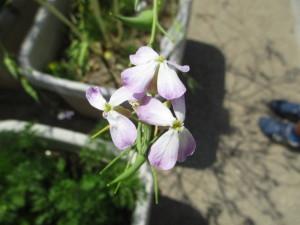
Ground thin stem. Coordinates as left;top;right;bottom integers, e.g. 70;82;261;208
131;116;148;125
149;130;164;145
148;0;159;47
113;182;121;194
34;0;82;40
150;165;159;204
157;22;175;43
91;124;110;139
112;0;123;41
89;0;111;46
99;147;132;174
113;149;135;194
153;125;158;137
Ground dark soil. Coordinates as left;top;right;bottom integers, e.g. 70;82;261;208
0;87;97;134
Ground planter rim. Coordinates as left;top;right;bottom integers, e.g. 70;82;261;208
0;119;153;225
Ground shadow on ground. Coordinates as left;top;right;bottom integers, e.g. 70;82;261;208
179;39;231;169
149;195;208;225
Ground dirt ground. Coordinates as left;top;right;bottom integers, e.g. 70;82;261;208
150;1;300;225
1;0;300;225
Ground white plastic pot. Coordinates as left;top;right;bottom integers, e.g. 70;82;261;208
0;119;153;225
19;0;192;118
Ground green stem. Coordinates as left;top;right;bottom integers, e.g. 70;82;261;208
99;147;132;174
112;0;123;41
131;116;148;125
136;122;143;153
91;124;110;139
34;0;82;40
107;154;146;186
113;149;137;194
149;130;165;145
148;0;159;47
150;165;159;204
157;22;175;43
89;0;111;46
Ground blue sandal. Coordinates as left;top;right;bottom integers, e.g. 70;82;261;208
258;117;300;147
270;100;300;122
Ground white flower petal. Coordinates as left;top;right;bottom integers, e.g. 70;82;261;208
137;96;175;126
86;86;106;111
157;62;186;100
148;129;179;170
106;111;137;150
121;62;158;94
130;46;159;65
167;60;190;72
177;128;196;162
172;95;186;122
109;86;132;106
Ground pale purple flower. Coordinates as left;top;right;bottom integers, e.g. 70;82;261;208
86;86;137;150
137;95;196;170
121;46;190;100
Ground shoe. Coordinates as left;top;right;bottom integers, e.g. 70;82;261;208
269;100;300;122
258;117;300;147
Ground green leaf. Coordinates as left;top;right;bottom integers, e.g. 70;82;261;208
56;158;66;172
20;77;39;102
3;54;19;79
110;10;153;31
80;175;96;191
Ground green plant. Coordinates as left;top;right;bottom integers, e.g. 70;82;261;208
0;124;143;225
37;0;177;86
0;43;39;102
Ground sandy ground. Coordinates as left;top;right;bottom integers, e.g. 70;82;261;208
150;1;300;225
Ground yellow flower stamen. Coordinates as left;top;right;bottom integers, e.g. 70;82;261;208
172;120;182;131
156;55;164;63
104;102;112;112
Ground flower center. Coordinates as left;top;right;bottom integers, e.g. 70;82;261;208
172;120;182;131
156;55;164;63
104;102;112;112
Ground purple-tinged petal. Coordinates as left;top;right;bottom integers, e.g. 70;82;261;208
167;60;190;72
177;128;196;162
121;62;158;94
109;86;132;106
148;129;179;170
130;46;159;65
172;95;186;122
106;110;137;150
86;86;106;111
137;96;175;126
130;91;146;101
157;62;186;100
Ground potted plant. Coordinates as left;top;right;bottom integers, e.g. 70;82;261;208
19;0;192;118
0;120;153;225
